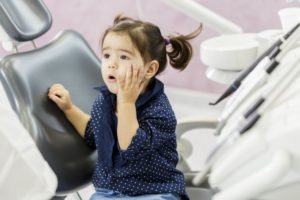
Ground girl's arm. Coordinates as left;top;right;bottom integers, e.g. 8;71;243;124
48;83;90;138
117;65;144;150
64;105;90;138
117;102;139;150
119;96;178;162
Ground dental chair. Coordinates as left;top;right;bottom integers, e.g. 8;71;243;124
0;0;102;199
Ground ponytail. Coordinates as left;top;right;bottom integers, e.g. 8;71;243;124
166;24;202;71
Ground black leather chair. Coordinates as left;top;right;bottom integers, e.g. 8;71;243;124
0;0;102;197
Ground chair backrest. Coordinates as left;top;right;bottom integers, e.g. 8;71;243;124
0;0;52;41
0;30;102;194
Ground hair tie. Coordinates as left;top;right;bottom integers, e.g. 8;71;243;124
164;37;173;53
164;38;170;45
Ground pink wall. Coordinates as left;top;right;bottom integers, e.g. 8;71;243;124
2;0;300;93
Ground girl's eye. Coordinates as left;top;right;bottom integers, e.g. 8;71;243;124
120;55;129;60
103;53;110;59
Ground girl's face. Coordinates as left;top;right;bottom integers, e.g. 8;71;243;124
101;32;145;94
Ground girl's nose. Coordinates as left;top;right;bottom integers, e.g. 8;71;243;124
108;62;117;69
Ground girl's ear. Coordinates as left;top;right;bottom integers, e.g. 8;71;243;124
144;60;159;80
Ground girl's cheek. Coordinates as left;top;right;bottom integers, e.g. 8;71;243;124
100;61;108;70
118;66;127;77
101;65;107;75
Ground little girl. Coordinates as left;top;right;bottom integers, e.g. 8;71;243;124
48;15;201;200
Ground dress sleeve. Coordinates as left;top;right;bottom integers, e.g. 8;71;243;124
83;93;105;150
83;119;96;150
119;97;177;161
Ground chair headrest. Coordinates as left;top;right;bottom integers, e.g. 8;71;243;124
0;0;52;41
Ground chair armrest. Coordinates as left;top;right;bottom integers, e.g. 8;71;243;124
176;115;219;172
176;115;219;138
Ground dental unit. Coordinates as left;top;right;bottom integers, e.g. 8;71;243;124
193;46;300;186
214;23;300;135
209;22;300;106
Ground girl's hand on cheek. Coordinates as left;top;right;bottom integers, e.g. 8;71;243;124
117;64;145;104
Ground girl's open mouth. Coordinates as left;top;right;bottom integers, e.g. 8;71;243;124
108;75;116;82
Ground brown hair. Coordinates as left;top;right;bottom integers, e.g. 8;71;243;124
101;15;202;75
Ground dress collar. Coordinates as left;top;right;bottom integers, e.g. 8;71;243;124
95;78;164;110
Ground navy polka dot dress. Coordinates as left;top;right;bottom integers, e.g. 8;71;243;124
84;78;189;199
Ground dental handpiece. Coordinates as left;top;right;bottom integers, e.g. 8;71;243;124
209;22;300;106
240;55;300;135
214;51;300;160
193;54;300;186
214;25;300;135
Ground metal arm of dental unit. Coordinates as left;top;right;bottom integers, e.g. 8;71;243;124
159;0;242;34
